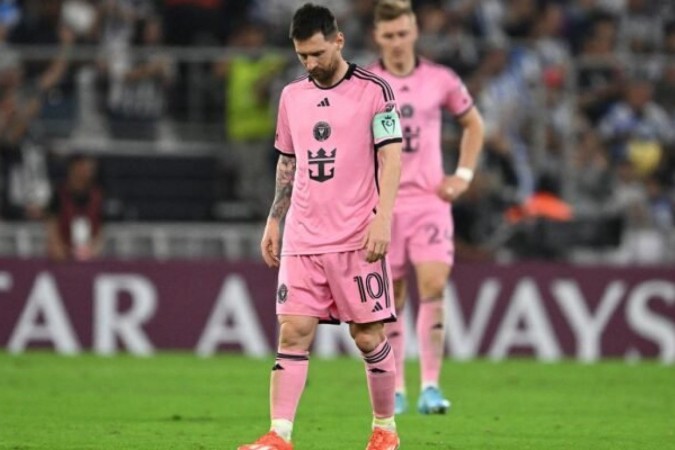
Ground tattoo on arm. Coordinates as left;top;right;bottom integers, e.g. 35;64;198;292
269;155;296;220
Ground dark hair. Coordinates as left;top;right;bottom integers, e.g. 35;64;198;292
289;3;338;41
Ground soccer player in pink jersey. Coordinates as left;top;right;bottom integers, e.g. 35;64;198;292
369;0;485;415
238;4;403;450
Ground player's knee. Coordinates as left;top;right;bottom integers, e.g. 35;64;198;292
350;326;385;353
278;321;314;351
419;276;447;300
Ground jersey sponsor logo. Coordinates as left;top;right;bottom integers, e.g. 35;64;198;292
403;125;420;153
400;104;418;152
307;148;337;182
277;284;288;304
313;121;331;142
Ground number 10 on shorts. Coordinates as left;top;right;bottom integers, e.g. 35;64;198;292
353;273;385;303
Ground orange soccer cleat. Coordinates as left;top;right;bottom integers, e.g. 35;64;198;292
365;428;400;450
237;431;293;450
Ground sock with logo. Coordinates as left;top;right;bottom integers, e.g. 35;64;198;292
362;339;396;420
270;349;309;441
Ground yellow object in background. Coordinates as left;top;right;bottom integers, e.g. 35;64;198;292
628;140;662;176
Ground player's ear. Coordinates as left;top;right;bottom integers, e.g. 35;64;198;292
335;31;345;50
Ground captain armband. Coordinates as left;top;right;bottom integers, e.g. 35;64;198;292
372;111;402;142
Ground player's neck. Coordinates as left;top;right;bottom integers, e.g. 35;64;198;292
316;59;350;88
383;56;416;77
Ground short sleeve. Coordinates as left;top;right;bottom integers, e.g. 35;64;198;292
274;88;294;156
443;71;473;117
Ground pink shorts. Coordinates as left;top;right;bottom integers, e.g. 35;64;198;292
389;202;454;280
276;249;396;324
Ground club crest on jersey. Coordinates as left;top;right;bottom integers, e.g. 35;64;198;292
307;148;336;182
277;284;288;304
313;121;331;142
401;104;414;118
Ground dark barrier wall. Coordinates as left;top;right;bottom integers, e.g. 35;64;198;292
0;260;673;363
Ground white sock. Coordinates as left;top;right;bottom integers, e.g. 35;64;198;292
372;416;396;432
271;419;293;442
422;382;438;391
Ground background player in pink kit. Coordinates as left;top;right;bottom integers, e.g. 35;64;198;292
370;0;485;415
239;4;403;450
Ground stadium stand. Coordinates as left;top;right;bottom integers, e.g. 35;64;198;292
0;0;674;263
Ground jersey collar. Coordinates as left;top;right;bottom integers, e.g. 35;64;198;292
309;62;356;90
378;56;420;78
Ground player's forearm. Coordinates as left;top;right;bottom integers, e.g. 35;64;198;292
456;107;485;172
375;145;402;219
268;154;296;221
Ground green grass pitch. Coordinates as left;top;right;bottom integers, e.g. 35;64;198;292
1;353;673;449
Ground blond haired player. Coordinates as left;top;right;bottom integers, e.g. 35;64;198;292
370;0;485;415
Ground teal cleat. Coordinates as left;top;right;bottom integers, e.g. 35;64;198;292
394;392;408;415
417;387;451;415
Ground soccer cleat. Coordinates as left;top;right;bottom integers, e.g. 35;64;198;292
237;431;293;450
366;428;400;450
417;386;451;415
394;392;408;415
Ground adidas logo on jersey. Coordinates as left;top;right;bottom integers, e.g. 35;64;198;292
371;302;383;313
317;97;330;107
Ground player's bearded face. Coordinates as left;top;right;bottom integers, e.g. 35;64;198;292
309;53;339;83
294;32;343;84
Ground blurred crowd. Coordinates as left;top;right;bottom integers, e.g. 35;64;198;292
1;0;674;263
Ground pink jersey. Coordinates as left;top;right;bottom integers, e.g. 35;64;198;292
275;63;401;256
369;58;473;209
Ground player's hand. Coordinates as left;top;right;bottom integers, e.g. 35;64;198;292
437;175;470;202
362;214;391;263
260;219;281;268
